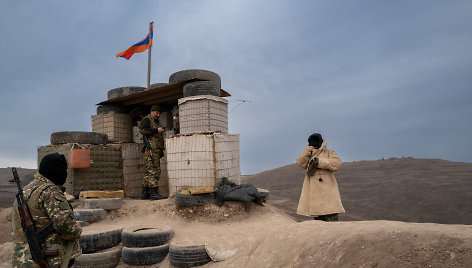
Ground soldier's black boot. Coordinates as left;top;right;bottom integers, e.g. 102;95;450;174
141;187;150;200
149;187;168;200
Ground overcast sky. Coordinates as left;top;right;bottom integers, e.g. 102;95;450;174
1;1;471;174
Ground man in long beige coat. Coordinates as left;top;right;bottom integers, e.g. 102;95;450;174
296;133;345;221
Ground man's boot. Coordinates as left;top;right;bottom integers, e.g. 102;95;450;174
149;187;168;200
141;187;150;200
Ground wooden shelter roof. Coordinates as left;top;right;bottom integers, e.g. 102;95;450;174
97;80;231;107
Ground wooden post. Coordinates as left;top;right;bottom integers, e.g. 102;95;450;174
147;21;154;89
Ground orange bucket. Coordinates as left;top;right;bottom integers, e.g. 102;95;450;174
68;148;90;169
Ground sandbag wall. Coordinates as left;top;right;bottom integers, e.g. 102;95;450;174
38;144;123;197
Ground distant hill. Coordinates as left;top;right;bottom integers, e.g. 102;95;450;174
2;158;471;225
0;168;35;208
242;157;472;225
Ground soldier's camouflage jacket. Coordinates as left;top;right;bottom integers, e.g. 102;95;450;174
139;114;165;187
139;114;165;150
11;173;82;268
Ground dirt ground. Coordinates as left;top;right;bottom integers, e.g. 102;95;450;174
1;198;471;268
1;159;471;267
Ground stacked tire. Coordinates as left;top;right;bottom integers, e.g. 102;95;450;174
76;228;123;268
74;209;107;224
121;225;174;265
169;244;212;267
75;197;123;225
107;86;146;100
169;69;222;97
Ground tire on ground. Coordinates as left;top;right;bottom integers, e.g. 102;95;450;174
121;244;169;265
107;86;146;100
77;221;89;227
169;69;221;88
169;244;212;267
174;193;213;207
74;209;107;223
75;247;121;268
183;81;221;97
50;131;108;145
96;104;128;114
121;225;174;248
258;188;270;201
84;198;123;210
79;228;122;254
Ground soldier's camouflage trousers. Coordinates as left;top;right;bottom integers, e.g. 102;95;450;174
143;149;161;187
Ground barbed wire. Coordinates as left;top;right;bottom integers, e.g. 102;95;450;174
228;99;251;112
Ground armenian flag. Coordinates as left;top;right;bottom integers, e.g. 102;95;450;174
116;25;153;60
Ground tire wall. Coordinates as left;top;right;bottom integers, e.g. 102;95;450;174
38;144;123;197
121;143;169;197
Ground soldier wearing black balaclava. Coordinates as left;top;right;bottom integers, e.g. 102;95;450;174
12;153;82;267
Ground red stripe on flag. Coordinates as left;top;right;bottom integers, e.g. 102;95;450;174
116;25;154;60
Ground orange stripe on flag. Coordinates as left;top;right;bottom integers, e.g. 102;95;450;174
116;44;150;58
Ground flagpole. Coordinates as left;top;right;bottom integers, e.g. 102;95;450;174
147;21;153;89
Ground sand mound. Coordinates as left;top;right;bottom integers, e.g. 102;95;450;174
100;197;260;224
222;220;472;267
1;199;471;267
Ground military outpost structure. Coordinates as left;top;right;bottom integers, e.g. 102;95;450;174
38;69;241;198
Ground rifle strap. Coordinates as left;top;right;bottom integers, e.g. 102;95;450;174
60;241;73;268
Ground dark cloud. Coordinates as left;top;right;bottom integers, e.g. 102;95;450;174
1;1;471;174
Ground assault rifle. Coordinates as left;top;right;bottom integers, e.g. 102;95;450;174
142;126;165;166
142;135;156;166
10;167;57;268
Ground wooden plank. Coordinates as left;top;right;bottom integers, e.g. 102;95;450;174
97;80;231;107
80;190;125;199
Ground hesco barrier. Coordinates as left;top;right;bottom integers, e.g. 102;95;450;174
38;144;123;197
92;112;133;143
132;126;143;144
121;143;169;197
178;95;228;134
158;111;174;130
165;133;240;196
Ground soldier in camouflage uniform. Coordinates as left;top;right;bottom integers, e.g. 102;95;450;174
11;153;82;268
139;104;168;200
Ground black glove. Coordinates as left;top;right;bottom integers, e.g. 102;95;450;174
306;157;319;177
